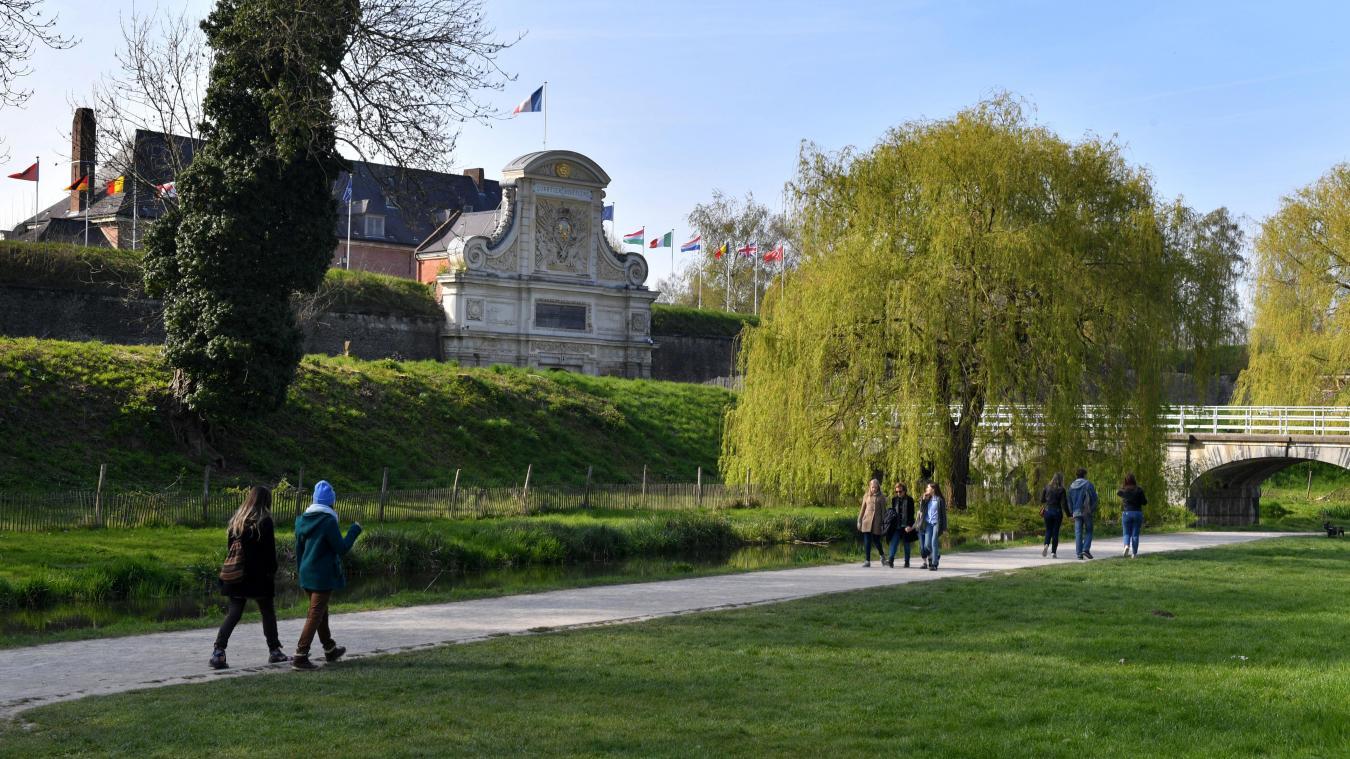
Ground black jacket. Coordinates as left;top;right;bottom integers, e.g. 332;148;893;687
889;495;918;541
220;516;279;598
1041;486;1067;513
1117;486;1148;512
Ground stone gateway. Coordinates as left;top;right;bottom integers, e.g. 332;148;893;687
417;151;656;377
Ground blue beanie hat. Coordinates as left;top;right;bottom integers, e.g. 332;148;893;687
312;480;336;507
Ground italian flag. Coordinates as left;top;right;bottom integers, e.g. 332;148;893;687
622;227;645;246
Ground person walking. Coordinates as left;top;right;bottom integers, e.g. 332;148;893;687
885;482;918;568
209;486;289;669
292;480;363;671
1039;472;1068;558
916;482;947;571
1068;468;1099;560
1118;472;1148;558
858;478;888;567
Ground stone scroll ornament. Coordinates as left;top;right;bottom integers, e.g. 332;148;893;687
464;187;518;272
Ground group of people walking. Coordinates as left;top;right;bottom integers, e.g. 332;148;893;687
857;479;948;570
859;467;1149;566
209;481;364;671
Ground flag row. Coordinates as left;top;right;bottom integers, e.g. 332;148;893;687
621;227;784;262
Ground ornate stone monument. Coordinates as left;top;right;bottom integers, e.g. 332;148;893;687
420;150;655;376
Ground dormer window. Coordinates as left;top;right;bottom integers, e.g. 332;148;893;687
364;215;385;238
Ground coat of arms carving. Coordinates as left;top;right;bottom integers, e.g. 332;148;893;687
535;199;589;274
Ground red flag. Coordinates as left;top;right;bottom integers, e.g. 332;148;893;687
763;243;784;262
713;242;727;260
7;162;38;182
649;237;659;249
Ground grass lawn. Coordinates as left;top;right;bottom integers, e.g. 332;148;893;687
3;536;1346;757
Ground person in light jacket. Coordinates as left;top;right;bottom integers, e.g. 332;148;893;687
1117;472;1148;558
915;481;948;571
857;478;888;567
1068;468;1099;560
291;480;363;671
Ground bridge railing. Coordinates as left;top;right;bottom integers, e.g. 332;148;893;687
1164;406;1350;437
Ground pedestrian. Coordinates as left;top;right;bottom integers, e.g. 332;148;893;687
1039;472;1068;558
1118;472;1148;558
209;486;289;669
916;481;948;571
885;482;918;568
292;480;363;671
1068;467;1099;560
857;478;888;567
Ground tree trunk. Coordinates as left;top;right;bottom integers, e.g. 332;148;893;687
167;369;226;469
944;394;985;510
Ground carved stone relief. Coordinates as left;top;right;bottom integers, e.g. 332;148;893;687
629;312;650;334
534;198;591;275
465;299;484;321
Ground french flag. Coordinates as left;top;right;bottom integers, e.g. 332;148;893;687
513;86;544;115
680;235;702;253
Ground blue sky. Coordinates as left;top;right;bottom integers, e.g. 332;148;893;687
2;0;1348;289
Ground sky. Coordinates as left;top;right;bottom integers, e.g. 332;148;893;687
2;0;1349;291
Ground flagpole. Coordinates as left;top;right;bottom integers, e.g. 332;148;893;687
753;249;759;315
346;178;353;270
668;228;674;278
33;156;39;224
132;175;138;250
543;81;548;148
725;241;731;311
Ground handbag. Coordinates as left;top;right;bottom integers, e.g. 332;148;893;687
219;536;245;583
881;507;898;534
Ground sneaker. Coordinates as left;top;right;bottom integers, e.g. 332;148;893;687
1124;547;1131;557
209;648;227;670
291;656;318;671
862;561;871;568
922;559;929;569
1131;552;1138;559
1051;552;1057;559
268;648;291;664
1084;551;1094;560
1042;545;1049;557
1077;555;1084;560
903;560;910;568
928;565;937;571
323;645;347;663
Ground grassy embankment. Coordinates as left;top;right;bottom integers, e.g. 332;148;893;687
1258;462;1350;531
3;536;1346;756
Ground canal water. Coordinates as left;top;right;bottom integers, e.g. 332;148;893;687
1;542;857;640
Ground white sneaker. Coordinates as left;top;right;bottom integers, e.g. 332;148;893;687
863;561;871;568
1042;545;1049;557
1124;547;1131;557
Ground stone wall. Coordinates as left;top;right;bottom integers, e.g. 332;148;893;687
0;283;442;361
650;334;738;384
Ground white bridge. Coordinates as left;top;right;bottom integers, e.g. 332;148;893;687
977;406;1350;525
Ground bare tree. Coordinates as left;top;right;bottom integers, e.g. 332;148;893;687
0;0;75;108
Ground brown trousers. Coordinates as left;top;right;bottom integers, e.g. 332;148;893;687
295;590;335;657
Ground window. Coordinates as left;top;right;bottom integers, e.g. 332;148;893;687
535;302;587;331
364;215;385;238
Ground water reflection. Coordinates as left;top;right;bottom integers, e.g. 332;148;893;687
1;543;855;638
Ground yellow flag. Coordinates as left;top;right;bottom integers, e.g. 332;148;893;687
106;175;125;195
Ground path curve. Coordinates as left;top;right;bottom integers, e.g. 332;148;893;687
0;531;1293;715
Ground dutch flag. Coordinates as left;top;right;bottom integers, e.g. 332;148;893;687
680;235;702;253
513;86;544;115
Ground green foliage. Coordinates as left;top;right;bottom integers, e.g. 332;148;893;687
0;338;732;490
650;304;759;337
0;240;144;293
143;0;358;420
310;268;440;318
1236;163;1350;404
725;95;1213;506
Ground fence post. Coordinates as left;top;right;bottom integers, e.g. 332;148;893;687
296;466;305;517
520;464;533;514
94;463;107;527
583;465;593;508
378;467;389;523
450;468;461;517
641;465;648;508
201;464;211;525
696;466;703;509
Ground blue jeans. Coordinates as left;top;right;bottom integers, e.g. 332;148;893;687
1122;510;1143;554
887;530;913;563
1073;514;1094;557
922;523;941;566
863;532;886;561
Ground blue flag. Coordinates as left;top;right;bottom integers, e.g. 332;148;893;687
340;174;352;205
602;204;614;222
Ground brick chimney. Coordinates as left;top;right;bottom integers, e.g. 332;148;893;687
462;168;484;189
70;107;95;213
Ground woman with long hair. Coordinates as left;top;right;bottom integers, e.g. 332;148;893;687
210;486;289;669
857;478;888;567
885;482;918;568
1040;472;1067;558
915;481;948;571
1117;472;1148;558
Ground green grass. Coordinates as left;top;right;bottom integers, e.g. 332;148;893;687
308;268;441;318
651;303;759;337
0;337;734;490
3;537;1344;756
0;240;144;294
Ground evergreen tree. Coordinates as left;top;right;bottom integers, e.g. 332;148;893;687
144;0;356;432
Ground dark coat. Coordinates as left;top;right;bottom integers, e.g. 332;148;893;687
889;494;918;542
295;511;362;592
220;516;278;599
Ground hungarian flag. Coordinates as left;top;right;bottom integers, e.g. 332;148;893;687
713;242;728;260
105;176;125;195
513;85;544;114
737;243;758;258
649;231;673;249
622;227;644;246
7;162;38;182
64;174;90;192
763;243;784;262
680;235;702;253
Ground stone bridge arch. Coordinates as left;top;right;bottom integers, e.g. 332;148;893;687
1167;435;1350;525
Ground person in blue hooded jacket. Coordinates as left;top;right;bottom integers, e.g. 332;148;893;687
291;480;362;670
1068;468;1099;560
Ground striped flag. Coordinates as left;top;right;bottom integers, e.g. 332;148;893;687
512;86;544;114
713;242;728;260
680;235;702;253
622;227;645;246
105;176;125;195
648;231;673;249
64;174;89;192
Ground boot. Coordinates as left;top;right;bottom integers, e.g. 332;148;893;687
209;648;227;670
291;655;318;671
324;643;347;663
268;648;291;664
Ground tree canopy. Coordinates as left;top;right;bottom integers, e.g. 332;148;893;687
1236;163;1350;404
659;191;792;314
723;96;1232;508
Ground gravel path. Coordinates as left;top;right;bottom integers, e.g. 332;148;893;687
0;531;1292;715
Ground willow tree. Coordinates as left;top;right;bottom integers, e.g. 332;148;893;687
723;96;1187;508
1236;164;1350;405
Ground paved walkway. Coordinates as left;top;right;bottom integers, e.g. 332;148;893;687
0;531;1291;715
